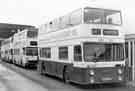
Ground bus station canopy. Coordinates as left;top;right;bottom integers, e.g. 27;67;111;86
0;23;35;45
0;23;34;39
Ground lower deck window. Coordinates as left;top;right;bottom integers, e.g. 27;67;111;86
24;47;38;56
59;47;68;60
40;48;51;58
74;45;82;61
13;49;20;55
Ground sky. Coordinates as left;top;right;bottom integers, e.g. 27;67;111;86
0;0;134;34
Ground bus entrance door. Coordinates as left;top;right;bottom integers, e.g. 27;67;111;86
126;41;134;81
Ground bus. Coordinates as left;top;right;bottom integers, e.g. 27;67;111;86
1;37;13;63
12;28;38;67
37;7;126;84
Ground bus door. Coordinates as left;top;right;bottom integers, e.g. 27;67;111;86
125;41;134;81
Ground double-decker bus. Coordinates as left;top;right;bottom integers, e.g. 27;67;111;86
38;7;126;84
1;37;13;63
12;28;38;67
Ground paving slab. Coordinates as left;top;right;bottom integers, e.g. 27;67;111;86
0;63;48;91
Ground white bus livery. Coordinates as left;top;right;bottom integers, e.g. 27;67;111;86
12;28;38;67
38;7;126;84
1;37;13;63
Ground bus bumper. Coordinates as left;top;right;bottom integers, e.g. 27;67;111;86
26;60;38;67
85;67;126;84
70;67;126;85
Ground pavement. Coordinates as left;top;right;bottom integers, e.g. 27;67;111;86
0;82;7;91
127;71;135;87
0;63;48;91
127;81;135;87
1;60;135;91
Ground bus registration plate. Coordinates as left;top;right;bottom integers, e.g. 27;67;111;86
102;77;112;81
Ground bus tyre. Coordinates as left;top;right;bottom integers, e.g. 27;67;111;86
14;60;16;64
20;60;23;67
63;69;70;83
23;63;28;69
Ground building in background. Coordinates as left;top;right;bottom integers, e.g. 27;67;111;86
0;23;35;46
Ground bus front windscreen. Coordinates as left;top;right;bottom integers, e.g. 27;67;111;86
26;47;38;56
84;7;122;25
83;43;124;62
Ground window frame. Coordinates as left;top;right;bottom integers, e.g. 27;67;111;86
40;47;51;58
74;45;82;62
83;7;122;25
58;46;68;60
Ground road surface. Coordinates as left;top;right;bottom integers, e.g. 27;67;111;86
0;62;47;91
1;60;135;91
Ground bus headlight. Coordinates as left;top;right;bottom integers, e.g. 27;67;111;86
118;76;122;81
89;70;95;75
118;69;122;74
90;77;95;83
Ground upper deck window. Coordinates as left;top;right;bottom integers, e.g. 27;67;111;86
25;47;38;56
92;28;101;35
27;30;38;38
84;8;122;25
70;9;82;26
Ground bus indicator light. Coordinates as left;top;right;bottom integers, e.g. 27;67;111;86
118;76;122;81
89;70;95;75
118;69;122;74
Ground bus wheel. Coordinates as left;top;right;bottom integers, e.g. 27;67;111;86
20;60;23;67
23;63;27;68
63;69;70;83
25;64;28;69
14;60;16;64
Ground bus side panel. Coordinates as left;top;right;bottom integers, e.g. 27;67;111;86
43;60;57;76
42;60;72;78
69;67;88;84
56;62;65;77
56;62;72;78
